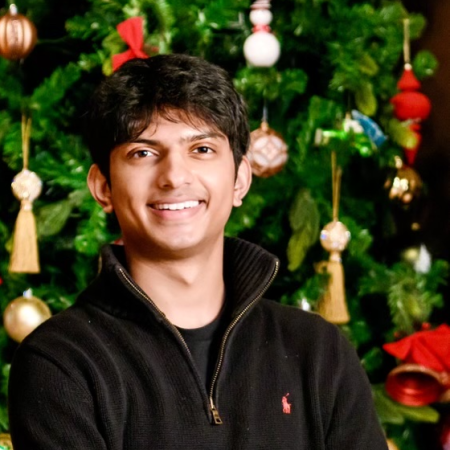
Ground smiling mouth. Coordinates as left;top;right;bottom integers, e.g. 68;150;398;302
150;200;201;211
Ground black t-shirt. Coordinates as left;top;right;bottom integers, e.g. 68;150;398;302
177;304;229;389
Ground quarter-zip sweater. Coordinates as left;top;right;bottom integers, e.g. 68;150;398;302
9;238;388;450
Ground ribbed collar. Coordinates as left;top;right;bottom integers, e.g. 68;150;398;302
78;237;279;324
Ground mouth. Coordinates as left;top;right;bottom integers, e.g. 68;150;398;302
149;200;203;211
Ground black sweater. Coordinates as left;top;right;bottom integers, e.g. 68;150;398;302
9;238;388;449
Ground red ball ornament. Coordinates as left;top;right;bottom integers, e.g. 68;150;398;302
0;4;37;61
391;91;431;122
390;65;431;166
391;66;431;121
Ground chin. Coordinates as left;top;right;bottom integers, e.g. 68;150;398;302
124;226;225;259
143;235;206;258
159;233;225;258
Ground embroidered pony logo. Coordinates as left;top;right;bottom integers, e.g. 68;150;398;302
282;393;291;414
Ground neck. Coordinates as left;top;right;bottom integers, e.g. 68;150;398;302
125;241;225;329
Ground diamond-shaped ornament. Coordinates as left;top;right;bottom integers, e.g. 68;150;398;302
247;121;288;178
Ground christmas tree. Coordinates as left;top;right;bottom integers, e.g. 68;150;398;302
0;0;448;448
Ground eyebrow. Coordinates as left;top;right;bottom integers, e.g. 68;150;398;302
130;132;226;147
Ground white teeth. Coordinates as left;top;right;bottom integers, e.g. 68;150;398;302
153;201;200;211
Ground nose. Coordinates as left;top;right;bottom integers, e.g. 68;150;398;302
156;152;194;189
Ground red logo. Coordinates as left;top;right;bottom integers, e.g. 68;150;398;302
282;393;291;414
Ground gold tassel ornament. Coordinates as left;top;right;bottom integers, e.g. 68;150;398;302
9;115;42;273
317;151;350;324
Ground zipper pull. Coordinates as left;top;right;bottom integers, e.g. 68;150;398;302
210;399;223;425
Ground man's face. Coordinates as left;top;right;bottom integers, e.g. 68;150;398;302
88;112;251;260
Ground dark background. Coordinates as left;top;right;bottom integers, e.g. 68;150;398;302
403;0;450;261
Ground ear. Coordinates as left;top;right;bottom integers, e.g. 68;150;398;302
87;164;114;213
233;156;252;207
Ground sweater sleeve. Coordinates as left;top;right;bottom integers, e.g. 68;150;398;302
324;329;388;450
8;344;108;450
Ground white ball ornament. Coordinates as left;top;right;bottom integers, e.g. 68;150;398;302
244;0;280;67
249;9;273;26
244;32;280;67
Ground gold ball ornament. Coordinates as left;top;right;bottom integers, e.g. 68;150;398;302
386;156;422;205
3;289;51;343
247;121;288;177
386;438;400;450
0;4;37;61
0;433;12;449
11;169;42;203
320;220;351;255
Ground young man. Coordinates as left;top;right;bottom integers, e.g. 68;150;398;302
8;54;388;449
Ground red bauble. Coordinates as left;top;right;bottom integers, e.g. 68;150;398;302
391;91;431;122
397;66;421;91
391;67;431;121
391;65;432;166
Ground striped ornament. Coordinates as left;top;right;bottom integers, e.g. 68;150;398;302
0;4;37;60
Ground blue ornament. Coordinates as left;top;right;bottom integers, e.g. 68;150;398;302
351;110;387;148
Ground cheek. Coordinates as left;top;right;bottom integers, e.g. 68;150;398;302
109;176;146;221
110;161;149;196
205;171;236;202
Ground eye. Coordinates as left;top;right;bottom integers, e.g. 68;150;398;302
193;146;214;154
130;149;155;158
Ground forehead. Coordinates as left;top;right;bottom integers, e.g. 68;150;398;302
140;109;227;139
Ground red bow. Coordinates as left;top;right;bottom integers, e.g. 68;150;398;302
112;17;149;72
383;324;450;373
384;325;450;406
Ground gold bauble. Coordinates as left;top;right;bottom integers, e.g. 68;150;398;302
0;433;12;449
0;4;37;61
3;289;51;343
247;121;288;178
386;156;422;204
386;438;400;450
402;246;421;265
320;220;351;254
11;169;42;203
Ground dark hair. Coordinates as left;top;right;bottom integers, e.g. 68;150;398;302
85;54;250;177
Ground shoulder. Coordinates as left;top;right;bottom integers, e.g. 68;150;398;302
21;301;95;344
257;298;342;342
13;294;112;373
253;299;360;371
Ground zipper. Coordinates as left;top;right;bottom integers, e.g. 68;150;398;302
117;267;194;367
118;267;218;423
210;397;223;425
118;260;279;426
207;259;279;425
